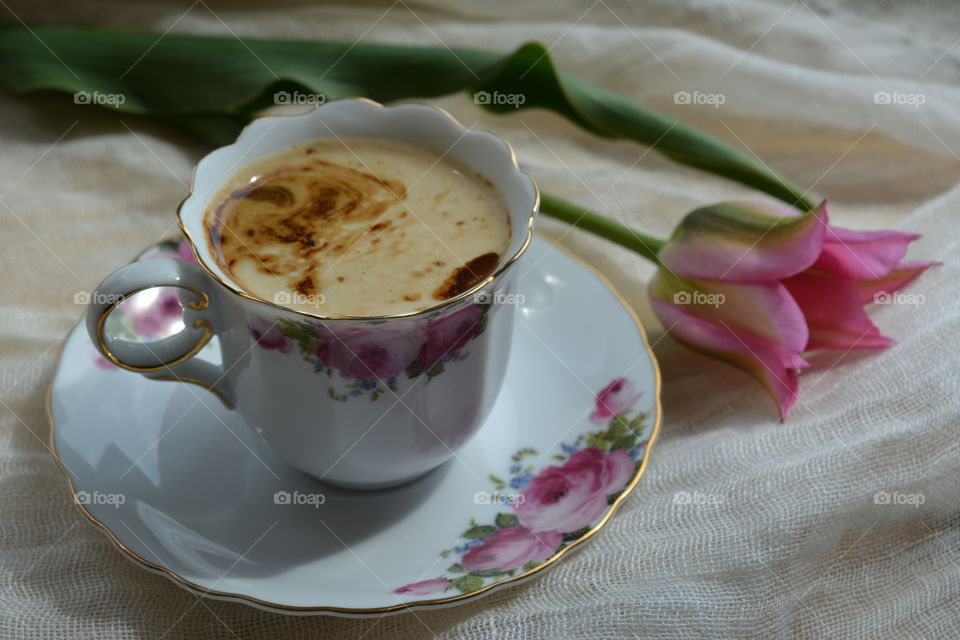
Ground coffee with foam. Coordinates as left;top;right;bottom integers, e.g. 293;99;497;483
205;138;512;316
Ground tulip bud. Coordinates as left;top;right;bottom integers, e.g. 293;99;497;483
649;200;932;419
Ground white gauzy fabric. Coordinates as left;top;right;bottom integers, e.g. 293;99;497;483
1;0;958;637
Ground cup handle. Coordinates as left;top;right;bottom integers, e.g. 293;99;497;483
85;257;234;409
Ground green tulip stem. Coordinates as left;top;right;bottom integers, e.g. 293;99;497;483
539;192;666;266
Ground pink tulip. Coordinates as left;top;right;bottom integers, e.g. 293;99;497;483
651;201;933;419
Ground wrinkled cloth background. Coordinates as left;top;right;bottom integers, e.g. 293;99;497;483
1;0;958;638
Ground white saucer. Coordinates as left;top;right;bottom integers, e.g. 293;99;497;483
49;235;661;617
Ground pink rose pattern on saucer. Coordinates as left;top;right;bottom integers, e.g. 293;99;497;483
394;377;649;596
261;302;489;402
590;377;642;424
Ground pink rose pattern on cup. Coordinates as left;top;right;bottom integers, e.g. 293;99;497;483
316;325;421;379
420;303;484;366
258;302;490;402
393;376;649;596
249;320;294;354
90;236;492;402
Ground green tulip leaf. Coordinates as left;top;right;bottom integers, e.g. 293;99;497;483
0;24;812;209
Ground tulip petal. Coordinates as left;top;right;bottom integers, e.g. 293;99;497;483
814;227;921;281
858;260;935;304
650;297;804;420
783;272;892;351
658;201;828;284
650;271;808;353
